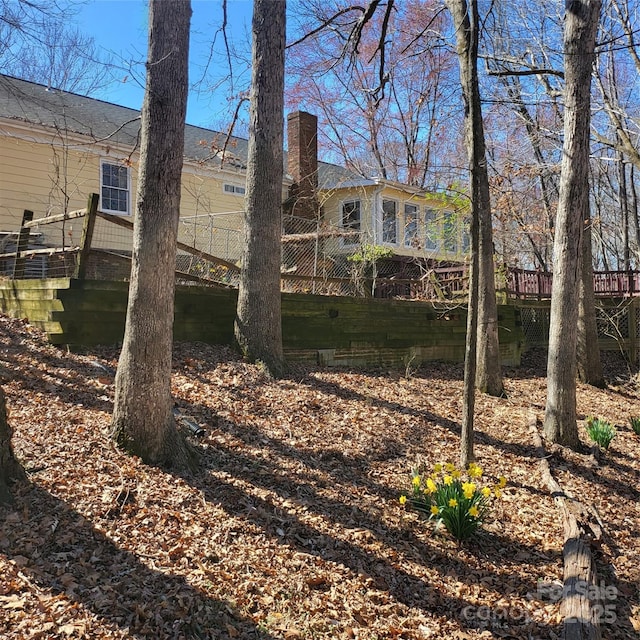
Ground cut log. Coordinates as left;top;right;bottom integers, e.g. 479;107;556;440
529;413;602;640
0;387;25;504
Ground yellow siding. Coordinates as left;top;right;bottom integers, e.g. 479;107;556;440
1;121;465;271
0;127;248;260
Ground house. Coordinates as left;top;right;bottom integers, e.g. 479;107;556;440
0;74;466;283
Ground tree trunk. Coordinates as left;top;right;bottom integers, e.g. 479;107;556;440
461;222;480;468
445;0;486;465
112;0;196;468
544;0;601;447
578;221;605;387
446;0;503;400
476;203;503;397
0;387;25;504
631;165;640;266
235;0;286;377
619;150;630;270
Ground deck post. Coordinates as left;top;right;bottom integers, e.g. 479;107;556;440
12;210;34;279
75;193;99;280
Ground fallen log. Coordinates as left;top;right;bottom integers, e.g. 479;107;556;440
529;413;602;640
0;386;26;504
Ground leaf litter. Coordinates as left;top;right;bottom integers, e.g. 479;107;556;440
0;314;638;639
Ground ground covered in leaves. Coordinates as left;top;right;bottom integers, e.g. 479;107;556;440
0;314;639;639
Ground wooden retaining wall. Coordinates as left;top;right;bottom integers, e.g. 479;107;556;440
0;278;524;368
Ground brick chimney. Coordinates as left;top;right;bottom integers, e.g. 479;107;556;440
286;111;318;220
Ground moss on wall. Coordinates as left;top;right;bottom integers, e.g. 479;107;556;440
0;278;525;367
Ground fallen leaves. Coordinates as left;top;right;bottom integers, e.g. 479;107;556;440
0;315;638;638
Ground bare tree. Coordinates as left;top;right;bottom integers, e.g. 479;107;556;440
444;0;486;465
591;0;640;269
445;0;503;402
0;1;111;94
287;1;458;188
234;0;287;376
112;0;195;467
544;0;601;447
578;219;605;387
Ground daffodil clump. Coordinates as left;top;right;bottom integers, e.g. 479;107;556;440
585;416;616;450
401;462;506;541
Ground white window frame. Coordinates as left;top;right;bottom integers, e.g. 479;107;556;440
341;199;361;246
381;199;398;245
424;207;440;251
100;159;131;216
443;210;458;254
223;183;246;196
404;203;419;248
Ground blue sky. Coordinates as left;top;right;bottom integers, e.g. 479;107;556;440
74;0;254;129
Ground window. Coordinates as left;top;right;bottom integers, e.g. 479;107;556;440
424;207;439;251
100;160;130;215
382;199;397;244
223;183;246;196
342;200;361;245
462;224;470;253
404;203;419;248
443;210;458;253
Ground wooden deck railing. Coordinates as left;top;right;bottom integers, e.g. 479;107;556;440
507;268;640;300
373;266;640;300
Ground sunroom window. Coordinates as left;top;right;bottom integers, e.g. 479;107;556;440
382;199;397;244
443;210;458;253
404;203;419;248
342;200;361;245
424;207;439;251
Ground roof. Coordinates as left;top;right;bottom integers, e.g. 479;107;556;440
0;74;361;187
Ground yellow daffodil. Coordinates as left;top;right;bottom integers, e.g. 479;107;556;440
399;495;407;505
448;498;458;508
444;475;453;486
426;477;437;494
433;463;443;474
445;462;455;473
494;487;503;498
498;476;507;488
469;505;479;518
412;475;421;488
452;469;461;479
462;482;476;499
481;486;492;498
430;505;439;516
468;464;483;478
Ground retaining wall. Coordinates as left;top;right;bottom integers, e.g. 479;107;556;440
0;278;525;368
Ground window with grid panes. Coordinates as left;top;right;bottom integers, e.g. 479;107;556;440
100;161;130;215
382;199;397;244
342;200;361;245
404;203;419;248
424;207;439;251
